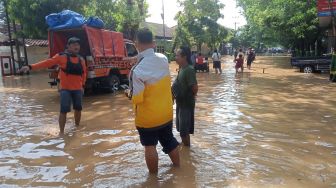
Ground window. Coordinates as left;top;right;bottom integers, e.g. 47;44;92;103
126;43;138;57
156;46;165;53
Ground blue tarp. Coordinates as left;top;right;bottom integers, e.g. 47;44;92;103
86;16;105;29
46;10;105;30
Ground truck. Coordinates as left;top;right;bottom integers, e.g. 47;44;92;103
290;55;331;73
47;25;138;93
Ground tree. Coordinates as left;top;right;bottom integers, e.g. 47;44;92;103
7;0;88;38
173;0;227;52
0;1;5;25
84;0;148;40
237;0;320;55
6;0;148;40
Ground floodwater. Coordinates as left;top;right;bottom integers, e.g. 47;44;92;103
0;56;335;188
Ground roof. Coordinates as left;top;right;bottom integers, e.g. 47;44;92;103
25;39;48;47
0;23;48;47
140;22;176;39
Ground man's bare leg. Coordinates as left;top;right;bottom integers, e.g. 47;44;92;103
181;134;190;147
59;113;67;134
74;110;81;127
168;147;180;167
145;146;159;174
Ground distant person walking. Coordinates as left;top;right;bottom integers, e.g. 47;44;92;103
191;52;197;67
20;37;87;135
330;50;336;82
234;49;238;60
247;48;256;70
126;28;180;174
238;48;245;59
212;49;222;74
173;46;198;146
234;54;244;73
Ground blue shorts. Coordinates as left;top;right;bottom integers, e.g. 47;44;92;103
60;90;83;113
137;121;179;154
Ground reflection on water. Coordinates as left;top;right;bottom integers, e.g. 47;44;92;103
0;57;335;187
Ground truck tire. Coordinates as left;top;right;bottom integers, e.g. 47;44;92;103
303;66;313;74
106;75;120;93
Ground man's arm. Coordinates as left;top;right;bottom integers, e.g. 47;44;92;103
81;57;87;86
130;70;145;105
31;55;61;70
20;55;61;73
187;68;198;96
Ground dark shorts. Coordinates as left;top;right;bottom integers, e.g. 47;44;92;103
213;61;221;69
247;60;253;66
60;90;83;113
137;121;179;154
176;106;195;137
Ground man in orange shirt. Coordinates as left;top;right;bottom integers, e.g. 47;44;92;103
20;37;87;134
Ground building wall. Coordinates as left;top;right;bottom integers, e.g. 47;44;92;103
26;46;49;65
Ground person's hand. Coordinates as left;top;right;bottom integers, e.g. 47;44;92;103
125;89;130;98
19;66;30;73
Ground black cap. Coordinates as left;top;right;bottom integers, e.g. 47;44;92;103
67;37;80;45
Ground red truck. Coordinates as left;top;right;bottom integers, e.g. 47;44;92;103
48;25;138;93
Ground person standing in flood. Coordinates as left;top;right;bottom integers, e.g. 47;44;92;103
20;37;86;135
126;28;180;174
247;48;256;70
212;49;222;74
174;46;198;146
191;51;197;67
234;54;244;73
234;48;238;60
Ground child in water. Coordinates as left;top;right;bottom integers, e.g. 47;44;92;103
234;54;244;73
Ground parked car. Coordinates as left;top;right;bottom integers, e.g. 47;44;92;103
47;25;138;93
290;55;331;73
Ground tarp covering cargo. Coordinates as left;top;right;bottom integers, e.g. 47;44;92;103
48;25;125;59
46;10;86;30
46;10;105;30
86;16;105;29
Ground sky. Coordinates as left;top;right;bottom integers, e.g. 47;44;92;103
146;0;247;29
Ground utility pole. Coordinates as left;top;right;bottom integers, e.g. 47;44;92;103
329;0;336;52
232;16;239;55
161;0;166;52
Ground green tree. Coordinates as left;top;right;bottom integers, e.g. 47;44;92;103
84;0;148;40
173;0;227;52
7;0;88;38
237;0;320;55
0;1;4;25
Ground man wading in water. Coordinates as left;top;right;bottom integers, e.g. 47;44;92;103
20;37;87;135
174;46;198;146
126;28;180;174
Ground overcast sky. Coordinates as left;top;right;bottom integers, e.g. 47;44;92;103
146;0;246;29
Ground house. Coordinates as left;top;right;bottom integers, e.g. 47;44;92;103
140;22;176;53
0;23;50;69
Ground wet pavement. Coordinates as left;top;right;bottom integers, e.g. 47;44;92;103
0;56;335;187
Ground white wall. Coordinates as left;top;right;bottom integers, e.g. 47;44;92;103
26;46;49;65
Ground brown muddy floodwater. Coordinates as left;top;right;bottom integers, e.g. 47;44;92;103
0;56;335;188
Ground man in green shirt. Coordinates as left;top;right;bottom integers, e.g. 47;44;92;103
174;46;198;146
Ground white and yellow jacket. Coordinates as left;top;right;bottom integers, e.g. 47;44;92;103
130;48;173;129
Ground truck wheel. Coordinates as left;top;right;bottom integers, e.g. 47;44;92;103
107;75;120;92
303;66;313;74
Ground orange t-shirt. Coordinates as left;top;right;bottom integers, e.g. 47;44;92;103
31;54;87;90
